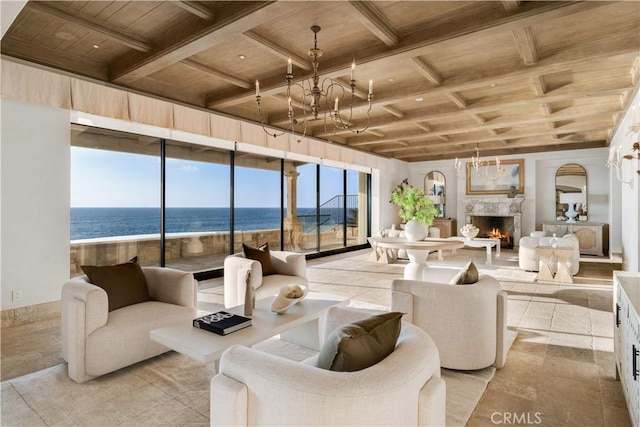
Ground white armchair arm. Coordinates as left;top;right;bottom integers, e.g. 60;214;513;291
143;267;196;308
61;277;109;383
270;250;307;277
224;255;261;308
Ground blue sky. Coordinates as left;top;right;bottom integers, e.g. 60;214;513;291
71;147;358;208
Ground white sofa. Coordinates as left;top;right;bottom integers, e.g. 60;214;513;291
519;233;580;275
392;272;509;370
61;267;197;383
210;306;446;426
223;250;308;308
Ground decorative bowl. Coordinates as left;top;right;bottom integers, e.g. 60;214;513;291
271;284;308;314
460;224;479;240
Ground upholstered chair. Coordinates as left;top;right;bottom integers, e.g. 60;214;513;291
519;233;580;275
223;250;308;308
392;274;509;370
61;267;197;383
210;306;446;427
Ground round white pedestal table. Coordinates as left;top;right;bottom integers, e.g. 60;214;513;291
368;237;465;280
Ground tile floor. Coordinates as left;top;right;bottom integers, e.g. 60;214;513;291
1;248;631;426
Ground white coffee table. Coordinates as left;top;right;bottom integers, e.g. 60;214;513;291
150;292;349;365
447;237;501;265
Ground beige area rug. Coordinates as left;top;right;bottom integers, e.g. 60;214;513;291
2;338;496;427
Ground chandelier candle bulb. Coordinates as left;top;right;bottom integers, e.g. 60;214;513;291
255;80;260;97
287;58;292;75
369;79;373;95
351;61;355;81
334;97;339;113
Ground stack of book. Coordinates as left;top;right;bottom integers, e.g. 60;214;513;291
193;311;252;336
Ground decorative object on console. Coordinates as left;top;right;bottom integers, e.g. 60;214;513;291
255;26;373;139
193;311;252;336
244;271;254;316
559;192;582;223
460;224;479;240
271;284;308;314
390;178;439;241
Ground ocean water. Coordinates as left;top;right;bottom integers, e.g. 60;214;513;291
70;207;351;240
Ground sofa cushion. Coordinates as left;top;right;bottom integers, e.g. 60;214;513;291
316;312;402;372
81;257;150;312
449;259;479;285
242;243;276;276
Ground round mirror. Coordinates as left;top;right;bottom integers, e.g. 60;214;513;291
555;163;587;222
424;171;446;217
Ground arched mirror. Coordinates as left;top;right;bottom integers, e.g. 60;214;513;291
425;171;446;217
555;163;587;222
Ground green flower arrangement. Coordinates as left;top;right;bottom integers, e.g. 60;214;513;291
390;178;440;225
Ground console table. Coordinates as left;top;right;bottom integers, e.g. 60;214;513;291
541;221;609;256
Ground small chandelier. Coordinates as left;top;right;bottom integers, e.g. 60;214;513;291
255;26;373;138
455;143;505;181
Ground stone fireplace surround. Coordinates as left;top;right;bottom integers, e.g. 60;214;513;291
464;198;523;248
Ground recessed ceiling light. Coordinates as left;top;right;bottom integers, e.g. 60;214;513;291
93;44;100;49
415;97;424;102
238;54;246;59
491;83;497;87
388;78;395;82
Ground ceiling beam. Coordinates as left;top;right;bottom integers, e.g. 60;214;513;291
173;1;215;20
242;29;312;71
27;1;151;52
411;57;442;85
342;1;399;47
109;1;292;85
447;92;468;109
512;26;538;65
206;2;620;109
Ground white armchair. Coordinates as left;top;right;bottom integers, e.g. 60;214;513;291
392;273;509;370
223;250;308;308
210;306;446;427
519;233;580;275
61;267;197;383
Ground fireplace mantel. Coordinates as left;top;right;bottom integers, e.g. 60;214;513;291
463;198;524;215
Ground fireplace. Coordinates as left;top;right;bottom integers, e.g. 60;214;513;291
471;216;515;248
464;198;523;249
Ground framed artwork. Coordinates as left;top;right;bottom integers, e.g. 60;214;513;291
466;159;524;195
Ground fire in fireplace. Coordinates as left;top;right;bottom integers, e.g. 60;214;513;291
471;217;514;248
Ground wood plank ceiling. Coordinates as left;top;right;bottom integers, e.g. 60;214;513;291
2;1;639;162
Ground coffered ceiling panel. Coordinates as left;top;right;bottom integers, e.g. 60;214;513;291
2;0;638;162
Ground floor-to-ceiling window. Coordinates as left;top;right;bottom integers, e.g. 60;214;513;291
70;125;161;276
319;165;345;251
234;151;283;253
71;124;370;276
164;139;231;272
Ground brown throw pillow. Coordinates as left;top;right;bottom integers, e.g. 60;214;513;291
449;259;479;285
81;256;150;312
242;242;276;276
316;312;402;372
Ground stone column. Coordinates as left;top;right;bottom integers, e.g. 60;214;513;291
284;170;302;251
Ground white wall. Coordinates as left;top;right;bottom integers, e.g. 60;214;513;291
1;99;71;310
609;89;640;272
1;1;27;38
409;148;611;242
372;159;409;232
